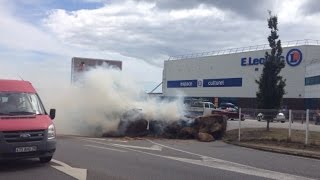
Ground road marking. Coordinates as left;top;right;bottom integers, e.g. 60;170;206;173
165;156;314;180
106;139;128;143
146;139;208;158
71;137;317;179
144;140;314;180
147;139;320;162
111;144;162;151
84;137;128;143
51;159;87;180
84;144;127;152
80;138;162;151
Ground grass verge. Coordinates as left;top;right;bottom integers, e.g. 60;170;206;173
223;128;320;158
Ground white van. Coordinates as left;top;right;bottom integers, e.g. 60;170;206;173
186;101;216;116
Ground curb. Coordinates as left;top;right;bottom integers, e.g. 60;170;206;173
224;140;320;160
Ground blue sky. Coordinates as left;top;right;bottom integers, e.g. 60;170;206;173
1;0;320;94
11;0;105;22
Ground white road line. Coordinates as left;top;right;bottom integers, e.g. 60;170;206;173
80;138;162;151
52;159;72;168
147;139;320;162
83;137;128;143
149;139;320;163
69;137;316;179
111;144;162;151
51;159;87;180
145;140;314;180
164;156;314;180
146;139;209;158
84;144;127;152
106;139;128;143
123;145;314;180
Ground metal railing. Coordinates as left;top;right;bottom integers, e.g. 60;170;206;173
168;39;320;61
233;108;320;146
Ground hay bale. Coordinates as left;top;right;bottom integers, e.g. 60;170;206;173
162;118;195;139
117;109;149;137
197;132;214;142
162;121;182;139
194;114;227;139
177;127;196;139
102;131;122;137
121;119;149;137
149;120;169;136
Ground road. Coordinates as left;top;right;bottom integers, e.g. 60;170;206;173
1;136;319;180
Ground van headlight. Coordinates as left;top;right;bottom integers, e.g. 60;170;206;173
48;124;56;140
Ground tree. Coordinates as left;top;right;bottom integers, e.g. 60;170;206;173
256;10;286;131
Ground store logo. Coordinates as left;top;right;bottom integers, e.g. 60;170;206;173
286;49;302;67
197;80;203;87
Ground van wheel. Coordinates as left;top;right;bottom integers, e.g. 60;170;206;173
281;121;285;123
39;156;53;163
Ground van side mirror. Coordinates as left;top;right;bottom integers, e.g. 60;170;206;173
49;109;56;120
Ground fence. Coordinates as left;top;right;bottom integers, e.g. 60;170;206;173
228;108;320;146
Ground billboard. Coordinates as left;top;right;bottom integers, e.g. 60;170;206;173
71;57;122;84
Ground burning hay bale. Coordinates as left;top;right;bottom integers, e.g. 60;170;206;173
102;108;149;137
178;127;196;139
102;130;120;137
161;118;195;139
194;114;227;140
162;121;182;139
197;132;214;142
103;109;227;142
148;120;169;136
118;119;149;137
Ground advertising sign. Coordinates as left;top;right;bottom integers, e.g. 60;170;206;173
71;57;122;84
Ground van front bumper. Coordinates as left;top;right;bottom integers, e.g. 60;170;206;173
0;139;56;160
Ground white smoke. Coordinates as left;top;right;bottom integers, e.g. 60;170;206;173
48;64;186;136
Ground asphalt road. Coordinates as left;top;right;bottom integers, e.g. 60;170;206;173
1;136;320;180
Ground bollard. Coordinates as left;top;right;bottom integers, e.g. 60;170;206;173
305;109;309;145
288;110;292;141
238;108;241;142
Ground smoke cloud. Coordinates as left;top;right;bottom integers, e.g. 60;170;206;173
45;64;186;136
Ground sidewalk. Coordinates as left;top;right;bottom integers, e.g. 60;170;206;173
226;141;320;160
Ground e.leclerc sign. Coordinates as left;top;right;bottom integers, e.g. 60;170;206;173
167;78;242;88
241;48;302;67
203;78;242;87
167;80;198;88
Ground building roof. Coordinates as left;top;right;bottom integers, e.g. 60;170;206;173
0;79;36;93
168;39;320;61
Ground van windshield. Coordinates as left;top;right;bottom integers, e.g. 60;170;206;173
0;92;46;115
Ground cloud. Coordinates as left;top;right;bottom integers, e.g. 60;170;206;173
134;0;274;19
0;1;77;56
44;0;274;66
44;0;320;61
300;0;320;15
